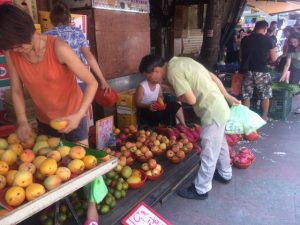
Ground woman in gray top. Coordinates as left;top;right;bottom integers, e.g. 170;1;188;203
280;33;300;113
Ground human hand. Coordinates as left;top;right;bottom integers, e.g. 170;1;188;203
17;121;32;142
149;102;158;111
100;81;111;94
57;113;83;133
226;95;241;106
279;74;288;83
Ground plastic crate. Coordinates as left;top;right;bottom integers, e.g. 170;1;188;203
269;89;292;121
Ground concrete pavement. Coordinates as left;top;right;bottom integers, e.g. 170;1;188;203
157;99;300;225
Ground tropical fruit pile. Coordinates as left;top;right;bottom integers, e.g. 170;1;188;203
0;132;107;208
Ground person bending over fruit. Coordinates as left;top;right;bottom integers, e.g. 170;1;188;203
139;55;240;200
134;58;186;127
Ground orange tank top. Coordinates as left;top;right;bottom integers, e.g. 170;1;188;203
10;36;83;124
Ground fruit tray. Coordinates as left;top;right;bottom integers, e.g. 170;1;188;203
168;157;184;164
146;168;164;181
128;171;147;189
233;161;252;169
0;157;118;225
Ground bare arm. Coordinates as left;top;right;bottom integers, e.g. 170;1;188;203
178;90;196;105
209;72;240;106
55;39;98;133
81;47;111;92
280;55;291;82
5;52;32;141
269;48;277;63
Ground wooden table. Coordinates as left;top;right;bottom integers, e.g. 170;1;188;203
0;157;118;225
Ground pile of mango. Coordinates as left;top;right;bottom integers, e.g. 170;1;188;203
0;132;105;208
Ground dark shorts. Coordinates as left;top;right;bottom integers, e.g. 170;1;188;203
242;71;272;100
138;102;181;126
37;117;88;142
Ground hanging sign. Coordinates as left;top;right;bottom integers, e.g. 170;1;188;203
92;0;149;13
122;201;172;225
96;115;114;150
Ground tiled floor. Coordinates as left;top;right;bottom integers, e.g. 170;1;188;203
157;97;300;225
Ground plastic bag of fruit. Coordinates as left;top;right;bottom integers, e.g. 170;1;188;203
225;105;266;134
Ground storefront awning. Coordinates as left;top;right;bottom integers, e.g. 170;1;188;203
247;0;300;15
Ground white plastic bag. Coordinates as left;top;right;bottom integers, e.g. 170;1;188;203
225;105;266;134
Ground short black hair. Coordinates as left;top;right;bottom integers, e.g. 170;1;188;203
0;4;35;50
139;55;166;73
254;20;269;31
270;21;277;25
50;1;71;26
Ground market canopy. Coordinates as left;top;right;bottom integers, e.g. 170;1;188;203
247;0;300;15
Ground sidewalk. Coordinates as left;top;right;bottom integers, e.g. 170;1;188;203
157;102;300;225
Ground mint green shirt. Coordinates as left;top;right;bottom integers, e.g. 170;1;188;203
167;57;230;126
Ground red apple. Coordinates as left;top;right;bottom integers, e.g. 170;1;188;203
141;163;149;171
148;159;157;169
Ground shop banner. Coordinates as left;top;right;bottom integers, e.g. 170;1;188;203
122;201;171;225
93;0;149;13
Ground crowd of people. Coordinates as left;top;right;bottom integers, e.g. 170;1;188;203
225;19;300;119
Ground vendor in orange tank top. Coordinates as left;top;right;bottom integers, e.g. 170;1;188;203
0;4;100;225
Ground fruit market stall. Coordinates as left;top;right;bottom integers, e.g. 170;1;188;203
0;130;118;225
0;157;117;225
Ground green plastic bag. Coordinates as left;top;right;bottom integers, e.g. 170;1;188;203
86;176;108;204
225;105;266;135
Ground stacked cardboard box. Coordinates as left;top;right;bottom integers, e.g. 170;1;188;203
116;89;137;129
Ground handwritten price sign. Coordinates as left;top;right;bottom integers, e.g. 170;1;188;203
122;202;171;225
96;116;114;150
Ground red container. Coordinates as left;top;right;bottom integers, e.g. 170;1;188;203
146;168;164;181
128;170;147;189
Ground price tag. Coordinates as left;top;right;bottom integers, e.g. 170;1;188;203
96;116;114;150
122;202;171;225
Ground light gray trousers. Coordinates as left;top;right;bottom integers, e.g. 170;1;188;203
194;121;232;194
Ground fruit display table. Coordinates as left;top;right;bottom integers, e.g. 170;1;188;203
101;151;199;225
0;157;118;225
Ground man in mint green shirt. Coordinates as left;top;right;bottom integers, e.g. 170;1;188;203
139;55;240;200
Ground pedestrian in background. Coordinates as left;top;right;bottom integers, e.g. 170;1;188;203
280;34;300;110
46;1;111;93
240;20;277;121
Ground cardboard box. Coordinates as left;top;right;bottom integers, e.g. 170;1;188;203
117;106;136;115
38;11;87;36
34;23;41;34
117;89;136;112
117;113;137;129
13;0;38;23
